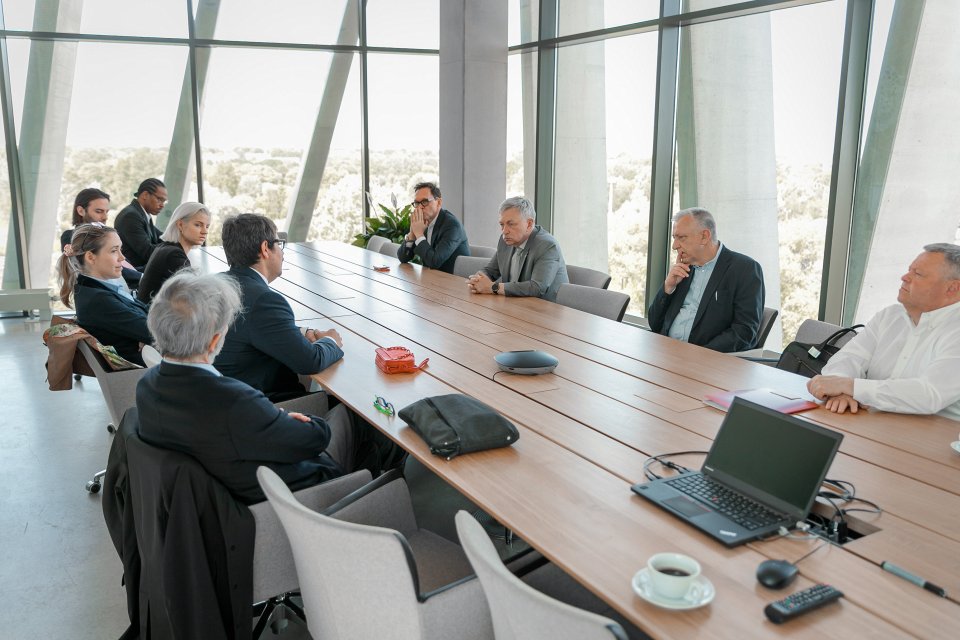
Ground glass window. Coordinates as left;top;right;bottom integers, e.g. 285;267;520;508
558;0;658;38
209;0;352;45
3;0;187;38
551;33;658;317
670;2;845;347
507;51;537;199
367;0;438;49
0;116;15;290
365;53;439;211
4;39;189;299
509;0;540;46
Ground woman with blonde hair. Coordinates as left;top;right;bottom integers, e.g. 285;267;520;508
136;202;210;303
57;224;151;366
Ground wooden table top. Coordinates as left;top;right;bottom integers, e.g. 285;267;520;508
198;243;960;638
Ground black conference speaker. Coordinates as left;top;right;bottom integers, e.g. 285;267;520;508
494;350;558;375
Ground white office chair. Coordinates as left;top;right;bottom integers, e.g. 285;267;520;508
367;235;389;253
454;255;492;278
455;512;628;640
566;265;612;289
556;284;630;322
469;244;497;259
257;466;494;640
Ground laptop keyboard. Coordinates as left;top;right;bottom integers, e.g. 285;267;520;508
666;474;785;531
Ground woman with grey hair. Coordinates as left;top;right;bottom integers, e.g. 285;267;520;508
137;270;378;504
137;202;210;303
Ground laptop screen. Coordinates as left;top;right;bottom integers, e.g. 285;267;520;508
702;397;844;518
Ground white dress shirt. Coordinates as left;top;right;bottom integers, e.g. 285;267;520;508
821;300;960;420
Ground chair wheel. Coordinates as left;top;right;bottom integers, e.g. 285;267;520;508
74;373;82;381
107;424;116;434
270;618;289;635
86;480;101;494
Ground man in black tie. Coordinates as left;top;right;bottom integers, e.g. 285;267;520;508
466;196;568;302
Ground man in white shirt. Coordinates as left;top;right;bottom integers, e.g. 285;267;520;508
808;243;960;420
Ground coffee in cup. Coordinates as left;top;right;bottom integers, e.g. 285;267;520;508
647;552;701;600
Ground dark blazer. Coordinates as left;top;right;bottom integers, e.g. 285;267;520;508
647;246;765;353
137;241;190;302
481;225;569;302
215;267;344;400
75;274;151;366
102;409;256;640
397;208;470;273
114;200;162;268
137;362;343;504
62;227;142;288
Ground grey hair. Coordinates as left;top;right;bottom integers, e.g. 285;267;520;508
923;242;960;279
499;196;536;221
161;202;209;243
673;207;718;241
148;271;242;359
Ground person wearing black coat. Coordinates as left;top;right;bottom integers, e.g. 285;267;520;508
397;182;470;274
113;178;167;268
137;202;210;303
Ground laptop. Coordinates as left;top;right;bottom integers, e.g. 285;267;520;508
632;397;844;547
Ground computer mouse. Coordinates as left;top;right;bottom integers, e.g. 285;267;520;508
756;559;798;589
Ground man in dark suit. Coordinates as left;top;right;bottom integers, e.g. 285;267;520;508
647;207;764;353
114;178;167;268
397;182;470;273
137;271;397;504
214;213;343;401
466;196;568;302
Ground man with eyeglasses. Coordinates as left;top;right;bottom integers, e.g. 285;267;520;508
114;178;168;269
215;213;345;402
397;182;470;274
647;207;764;352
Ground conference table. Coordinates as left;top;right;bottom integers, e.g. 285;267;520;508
196;241;960;638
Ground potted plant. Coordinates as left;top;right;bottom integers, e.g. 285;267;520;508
352;192;412;247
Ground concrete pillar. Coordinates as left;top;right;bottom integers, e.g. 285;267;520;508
2;0;82;291
682;13;782;343
849;1;960;323
284;0;360;241
550;1;608;272
439;0;507;247
159;0;221;229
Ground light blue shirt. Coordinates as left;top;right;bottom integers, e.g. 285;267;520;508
162;357;221;376
89;274;134;301
668;243;724;343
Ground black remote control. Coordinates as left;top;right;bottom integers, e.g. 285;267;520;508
764;583;844;624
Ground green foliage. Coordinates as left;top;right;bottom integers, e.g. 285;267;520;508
351;197;412;247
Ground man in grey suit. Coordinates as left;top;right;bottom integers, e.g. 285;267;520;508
466;196;568;302
397;182;470;274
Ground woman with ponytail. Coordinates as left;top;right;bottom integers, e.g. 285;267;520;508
57;223;152;366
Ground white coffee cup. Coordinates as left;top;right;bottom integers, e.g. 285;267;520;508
647;552;702;600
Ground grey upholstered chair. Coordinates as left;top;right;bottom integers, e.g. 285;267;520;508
454;255;492;278
250;469;372;637
469;244;497;259
556;284;630;322
379;241;401;258
366;235;389;253
454;512;628;640
257;466;494;640
793;318;858;347
566;265;612;289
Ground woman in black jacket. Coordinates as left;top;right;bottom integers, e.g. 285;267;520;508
137;202;210;303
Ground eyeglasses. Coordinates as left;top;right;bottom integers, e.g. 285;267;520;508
411;198;436;209
151;192;168;205
268;238;286;251
373;396;395;416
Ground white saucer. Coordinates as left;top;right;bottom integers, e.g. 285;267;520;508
631;568;715;610
950;441;960;455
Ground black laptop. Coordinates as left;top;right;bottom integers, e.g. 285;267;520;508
632;397;844;547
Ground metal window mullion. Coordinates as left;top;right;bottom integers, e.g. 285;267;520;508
533;0;558;229
0;6;28;289
186;0;204;203
359;0;370;220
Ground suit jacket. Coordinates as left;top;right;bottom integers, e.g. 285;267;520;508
115;200;162;268
647;246;764;353
137;362;343;504
215;267;344;400
75;274;151;366
481;225;569;302
397;208;470;273
137;241;190;302
102;408;256;640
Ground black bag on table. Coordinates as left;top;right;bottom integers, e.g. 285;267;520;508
776;325;864;378
398;394;519;460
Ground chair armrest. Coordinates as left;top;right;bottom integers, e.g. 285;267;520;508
323;468;418;533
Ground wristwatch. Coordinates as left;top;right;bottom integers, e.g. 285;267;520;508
492;281;500;295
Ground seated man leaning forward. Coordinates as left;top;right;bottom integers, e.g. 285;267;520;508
137;271;392;504
807;243;960;420
466;196;568;302
397;181;470;274
647;207;764;353
214;213;343;401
